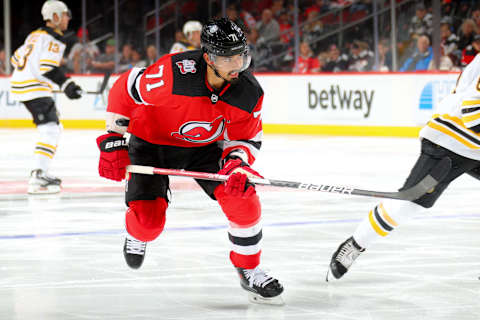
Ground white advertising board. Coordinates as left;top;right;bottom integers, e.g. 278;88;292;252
0;72;459;130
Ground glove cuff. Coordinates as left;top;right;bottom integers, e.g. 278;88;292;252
61;78;74;91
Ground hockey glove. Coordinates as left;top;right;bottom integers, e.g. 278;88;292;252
62;80;82;99
96;133;130;181
217;158;263;198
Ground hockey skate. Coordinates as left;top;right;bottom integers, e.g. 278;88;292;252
236;267;284;305
326;236;365;282
123;235;147;269
27;169;61;194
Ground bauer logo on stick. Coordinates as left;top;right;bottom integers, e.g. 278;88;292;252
299;183;354;194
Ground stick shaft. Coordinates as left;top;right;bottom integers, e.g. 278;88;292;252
126;159;450;201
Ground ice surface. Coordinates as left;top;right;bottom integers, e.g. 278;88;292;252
0;129;479;320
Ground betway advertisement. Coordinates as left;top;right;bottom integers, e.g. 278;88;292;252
0;73;458;127
257;73;458;126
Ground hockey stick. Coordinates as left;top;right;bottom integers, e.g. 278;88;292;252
53;72;111;95
126;157;451;201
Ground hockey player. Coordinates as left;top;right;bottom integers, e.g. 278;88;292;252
326;54;480;281
97;18;284;304
10;0;83;194
169;20;202;54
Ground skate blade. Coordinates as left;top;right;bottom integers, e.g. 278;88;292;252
28;185;61;194
247;292;285;305
326;268;339;283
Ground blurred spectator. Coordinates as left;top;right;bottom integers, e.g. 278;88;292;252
226;3;247;32
146;45;158;65
293;41;321;73
461;34;480;67
347;40;374;72
302;10;324;54
323;44;349;72
472;8;480;30
117;43;133;73
68;28;100;74
440;19;460;65
239;5;257;32
0;45;6;75
131;48;147;68
376;39;392;72
256;9;281;43
457;19;478;51
89;38;116;74
247;28;274;72
408;3;433;40
271;0;285;18
400;35;433;71
305;0;330;17
278;10;293;45
170;20;202;53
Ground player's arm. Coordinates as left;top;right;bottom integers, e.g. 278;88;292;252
39;36;82;99
96;68;144;181
218;95;264;180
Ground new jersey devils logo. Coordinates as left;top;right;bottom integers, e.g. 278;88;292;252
172;116;226;143
176;59;197;74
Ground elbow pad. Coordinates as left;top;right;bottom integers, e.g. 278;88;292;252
43;66;69;86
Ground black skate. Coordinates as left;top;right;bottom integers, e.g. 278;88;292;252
236;267;284;305
326;236;365;282
28;169;61;194
123;235;147;269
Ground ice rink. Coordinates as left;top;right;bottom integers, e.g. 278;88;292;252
1;129;479;320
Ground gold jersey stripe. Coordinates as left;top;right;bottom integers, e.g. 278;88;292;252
428;121;480;149
434;114;480;137
462;111;480;123
461;100;480;106
11;87;52;94
368;210;388;237
37;142;57;150
39;59;60;65
34;150;54;159
378;203;398;227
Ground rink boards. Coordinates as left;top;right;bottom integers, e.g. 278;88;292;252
0;72;459;136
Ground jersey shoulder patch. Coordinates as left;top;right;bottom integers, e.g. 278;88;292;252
222;70;264;113
171;50;206;97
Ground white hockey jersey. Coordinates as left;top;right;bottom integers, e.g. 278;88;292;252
420;53;480;161
10;27;66;102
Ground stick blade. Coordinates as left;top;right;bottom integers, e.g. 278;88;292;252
398;157;451;201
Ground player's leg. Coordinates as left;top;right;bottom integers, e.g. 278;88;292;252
23;97;62;194
123;135;169;269
189;145;284;304
327;139;479;281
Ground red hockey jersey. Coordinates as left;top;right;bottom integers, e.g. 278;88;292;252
107;50;264;164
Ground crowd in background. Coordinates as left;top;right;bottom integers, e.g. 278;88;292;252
0;0;479;75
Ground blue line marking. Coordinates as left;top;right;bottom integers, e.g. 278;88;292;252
0;214;478;240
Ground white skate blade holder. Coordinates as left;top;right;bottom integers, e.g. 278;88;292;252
27;184;61;194
247;292;285;306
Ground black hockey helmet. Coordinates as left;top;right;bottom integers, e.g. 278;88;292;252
201;18;247;57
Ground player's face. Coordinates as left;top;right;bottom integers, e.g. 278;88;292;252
58;12;71;31
213;52;251;80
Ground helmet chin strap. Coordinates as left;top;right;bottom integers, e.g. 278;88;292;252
208;63;235;84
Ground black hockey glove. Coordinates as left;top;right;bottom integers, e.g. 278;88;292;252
63;80;82;99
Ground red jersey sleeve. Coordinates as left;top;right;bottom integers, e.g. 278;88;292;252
222;95;264;165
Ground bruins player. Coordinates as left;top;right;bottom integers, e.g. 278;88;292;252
10;0;83;194
327;54;480;281
169;20;202;54
96;18;284;304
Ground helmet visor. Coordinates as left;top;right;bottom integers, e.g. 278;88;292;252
210;51;251;73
